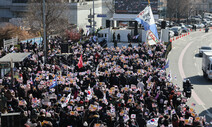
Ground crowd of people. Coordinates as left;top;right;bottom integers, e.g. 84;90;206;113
0;36;208;127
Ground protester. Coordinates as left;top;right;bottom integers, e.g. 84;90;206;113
0;35;206;127
117;33;120;42
127;33;131;43
113;32;116;42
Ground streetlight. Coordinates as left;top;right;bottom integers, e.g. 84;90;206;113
93;0;95;35
10;58;14;86
43;0;47;63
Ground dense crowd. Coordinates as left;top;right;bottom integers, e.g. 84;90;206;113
0;36;208;127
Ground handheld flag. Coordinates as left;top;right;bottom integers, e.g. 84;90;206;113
167;70;172;82
49;76;57;89
135;5;159;39
30;74;36;86
162;60;169;70
77;54;83;69
61;93;71;108
87;85;93;100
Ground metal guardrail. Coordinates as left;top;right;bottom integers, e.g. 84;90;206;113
3;36;18;49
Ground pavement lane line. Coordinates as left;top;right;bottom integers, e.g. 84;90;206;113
208;87;212;93
202;105;212;118
178;41;205;106
178;38;212;118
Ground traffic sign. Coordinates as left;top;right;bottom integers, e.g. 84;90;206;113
86;25;91;28
97;14;107;18
88;15;94;18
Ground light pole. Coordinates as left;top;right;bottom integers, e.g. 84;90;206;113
93;0;95;35
10;58;13;86
43;0;47;63
175;0;178;23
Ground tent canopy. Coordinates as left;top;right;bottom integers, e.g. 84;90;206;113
0;53;31;63
98;28;110;34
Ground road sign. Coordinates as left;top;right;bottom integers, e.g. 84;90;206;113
88;15;94;18
86;25;91;28
97;14;107;18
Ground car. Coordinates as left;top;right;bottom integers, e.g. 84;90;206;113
185;25;193;29
169;30;174;38
181;27;190;33
170;27;182;36
199;46;212;56
179;23;186;27
197;23;205;28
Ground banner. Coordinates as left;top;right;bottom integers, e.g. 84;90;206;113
146;30;159;45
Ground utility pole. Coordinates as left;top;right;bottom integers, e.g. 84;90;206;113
175;0;177;23
90;8;92;27
43;0;47;63
93;0;95;35
10;58;14;86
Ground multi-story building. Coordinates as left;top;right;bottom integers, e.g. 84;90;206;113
0;0;162;33
192;0;212;15
0;0;28;22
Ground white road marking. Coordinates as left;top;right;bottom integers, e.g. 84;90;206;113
175;31;212;118
178;41;205;106
202;105;212;118
194;63;197;67
208;87;212;93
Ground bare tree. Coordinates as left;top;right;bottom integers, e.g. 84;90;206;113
104;0;115;14
167;0;192;23
167;0;176;22
0;23;35;47
25;0;70;37
167;0;204;23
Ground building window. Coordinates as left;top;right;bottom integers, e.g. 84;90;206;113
0;18;10;22
12;0;28;3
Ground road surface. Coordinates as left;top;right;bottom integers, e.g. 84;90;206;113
167;29;212;123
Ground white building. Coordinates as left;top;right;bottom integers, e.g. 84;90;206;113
0;0;161;41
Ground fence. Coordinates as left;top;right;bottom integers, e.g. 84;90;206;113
3;36;18;49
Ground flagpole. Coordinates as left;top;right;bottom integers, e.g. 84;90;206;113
57;74;59;95
147;0;150;44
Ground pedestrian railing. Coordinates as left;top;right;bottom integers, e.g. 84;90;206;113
3;36;18;49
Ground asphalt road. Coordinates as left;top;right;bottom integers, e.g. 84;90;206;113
167;29;212;123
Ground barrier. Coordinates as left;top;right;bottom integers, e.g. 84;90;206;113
3;36;18;49
1;112;22;127
21;37;43;45
164;41;172;59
